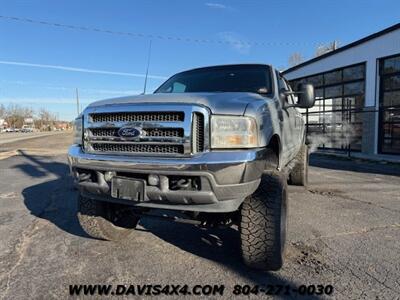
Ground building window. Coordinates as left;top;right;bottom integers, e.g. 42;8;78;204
381;55;400;75
379;54;400;155
290;63;365;152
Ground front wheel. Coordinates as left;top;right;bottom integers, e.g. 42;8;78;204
239;172;288;271
77;195;140;241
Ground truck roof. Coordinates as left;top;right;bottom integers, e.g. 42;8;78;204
176;63;273;75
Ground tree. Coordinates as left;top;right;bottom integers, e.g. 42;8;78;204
5;104;25;128
0;104;5;118
315;41;339;57
288;52;304;67
37;107;57;131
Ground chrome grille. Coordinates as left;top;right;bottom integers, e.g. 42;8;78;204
89;128;184;138
193;112;204;152
90;128;117;137
91;112;184;123
146;128;184;137
83;105;208;157
92;143;184;154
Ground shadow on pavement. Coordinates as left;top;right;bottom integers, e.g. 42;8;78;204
16;151;321;298
310;154;400;177
16;151;90;239
140;217;321;299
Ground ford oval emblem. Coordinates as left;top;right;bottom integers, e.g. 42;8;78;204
118;127;143;139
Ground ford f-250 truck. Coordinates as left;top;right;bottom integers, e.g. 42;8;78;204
68;64;315;270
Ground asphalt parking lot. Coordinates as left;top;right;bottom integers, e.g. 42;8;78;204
0;132;399;299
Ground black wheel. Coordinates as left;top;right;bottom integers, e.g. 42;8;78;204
289;144;308;187
77;195;140;241
240;172;288;271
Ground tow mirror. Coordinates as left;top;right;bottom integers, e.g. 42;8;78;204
296;83;315;108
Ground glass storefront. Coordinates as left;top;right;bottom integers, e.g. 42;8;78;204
290;63;365;152
379;54;400;154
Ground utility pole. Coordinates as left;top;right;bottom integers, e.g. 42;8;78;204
332;40;338;50
76;88;80;116
143;39;152;94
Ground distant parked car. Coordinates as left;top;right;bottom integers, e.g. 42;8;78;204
21;128;34;133
21;126;34;133
4;128;15;132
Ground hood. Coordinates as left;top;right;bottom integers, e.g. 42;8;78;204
88;92;269;115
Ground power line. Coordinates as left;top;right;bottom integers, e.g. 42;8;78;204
0;60;167;79
0;15;324;47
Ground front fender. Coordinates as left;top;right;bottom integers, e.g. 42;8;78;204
244;99;282;146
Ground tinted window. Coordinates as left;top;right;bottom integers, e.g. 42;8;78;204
343;81;364;95
155;65;272;94
325;85;343;98
324;70;342;85
288;63;365;152
343;65;364;81
383;90;400;107
383;74;400;91
315;88;323;98
276;71;294;104
276;71;288;91
306;75;323;87
382;56;400;74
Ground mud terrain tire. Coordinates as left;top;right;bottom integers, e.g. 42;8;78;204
240;172;288;270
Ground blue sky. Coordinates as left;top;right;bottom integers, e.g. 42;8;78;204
0;0;399;120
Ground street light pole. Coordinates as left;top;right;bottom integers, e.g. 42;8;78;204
76;88;80;116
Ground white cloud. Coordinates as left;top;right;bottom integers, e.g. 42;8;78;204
205;2;227;9
217;32;251;54
0;91;145;107
45;86;143;96
0;60;167;80
0;80;142;96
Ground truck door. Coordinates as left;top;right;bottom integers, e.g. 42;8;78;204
284;77;304;150
276;71;299;162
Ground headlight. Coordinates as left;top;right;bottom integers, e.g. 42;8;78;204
73;115;83;145
211;115;258;148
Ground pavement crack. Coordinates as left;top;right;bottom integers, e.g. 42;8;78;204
0;220;43;300
310;236;400;294
308;188;400;213
301;223;400;241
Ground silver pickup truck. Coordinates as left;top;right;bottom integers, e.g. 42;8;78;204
68;64;315;270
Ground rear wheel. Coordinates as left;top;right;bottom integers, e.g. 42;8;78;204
240;172;288;271
289;144;308;187
77;195;139;241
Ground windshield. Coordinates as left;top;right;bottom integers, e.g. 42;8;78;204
155;65;272;95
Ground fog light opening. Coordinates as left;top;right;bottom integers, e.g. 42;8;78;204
104;171;116;182
148;174;160;186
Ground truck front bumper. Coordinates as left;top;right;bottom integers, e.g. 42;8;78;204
68;145;268;212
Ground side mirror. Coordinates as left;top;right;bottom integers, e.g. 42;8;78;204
296;83;315;108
